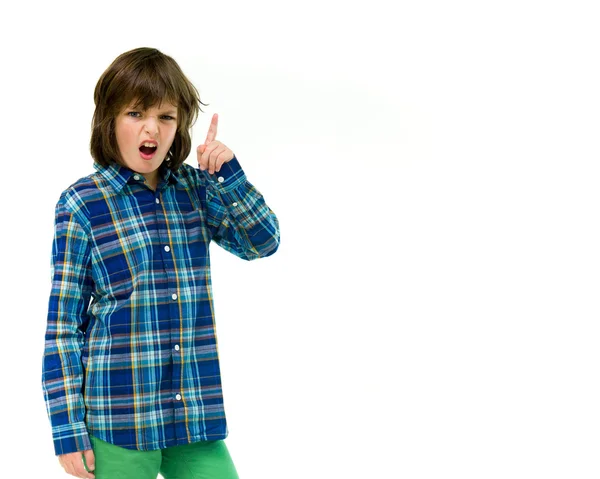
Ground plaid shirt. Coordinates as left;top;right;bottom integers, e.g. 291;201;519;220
42;156;279;455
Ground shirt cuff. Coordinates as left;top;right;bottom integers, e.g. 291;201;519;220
52;421;92;455
199;155;247;193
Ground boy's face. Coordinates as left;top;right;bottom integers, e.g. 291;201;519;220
114;99;178;187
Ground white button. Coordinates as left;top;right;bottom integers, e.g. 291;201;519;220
217;176;224;183
164;246;170;252
155;198;160;204
172;293;178;300
232;202;238;207
133;175;140;180
175;393;182;400
174;344;180;351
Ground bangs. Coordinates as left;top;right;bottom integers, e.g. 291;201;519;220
115;59;180;114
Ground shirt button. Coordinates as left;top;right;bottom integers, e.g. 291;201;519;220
172;293;178;300
175;394;182;400
155;198;160;204
217;176;224;183
232;202;238;207
164;245;170;252
174;344;180;351
133;175;140;180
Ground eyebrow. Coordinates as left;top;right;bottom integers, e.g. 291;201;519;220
127;105;178;114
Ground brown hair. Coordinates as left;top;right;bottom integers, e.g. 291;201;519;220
90;47;208;171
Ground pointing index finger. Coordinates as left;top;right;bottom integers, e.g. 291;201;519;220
204;113;218;144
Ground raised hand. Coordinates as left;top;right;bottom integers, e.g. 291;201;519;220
196;113;235;174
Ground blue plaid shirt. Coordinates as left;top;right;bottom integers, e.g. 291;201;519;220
42;156;280;455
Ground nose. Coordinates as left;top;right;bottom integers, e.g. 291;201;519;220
143;115;161;136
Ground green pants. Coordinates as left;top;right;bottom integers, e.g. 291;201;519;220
83;434;240;479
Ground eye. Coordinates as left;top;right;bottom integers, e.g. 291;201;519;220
127;111;175;120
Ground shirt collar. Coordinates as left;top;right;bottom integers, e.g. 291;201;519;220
93;160;182;194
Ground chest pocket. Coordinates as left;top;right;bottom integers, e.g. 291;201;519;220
89;197;151;299
93;231;149;299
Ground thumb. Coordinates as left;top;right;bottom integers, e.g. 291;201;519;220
83;449;95;471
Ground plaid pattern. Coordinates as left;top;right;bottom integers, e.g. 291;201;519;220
42;156;279;455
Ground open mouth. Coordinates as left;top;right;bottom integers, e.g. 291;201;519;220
139;145;157;159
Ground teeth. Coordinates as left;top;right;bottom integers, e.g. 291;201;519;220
141;143;157;148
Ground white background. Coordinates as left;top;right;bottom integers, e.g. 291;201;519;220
1;0;599;478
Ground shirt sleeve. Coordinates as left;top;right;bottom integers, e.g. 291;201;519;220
198;155;280;261
41;194;93;456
